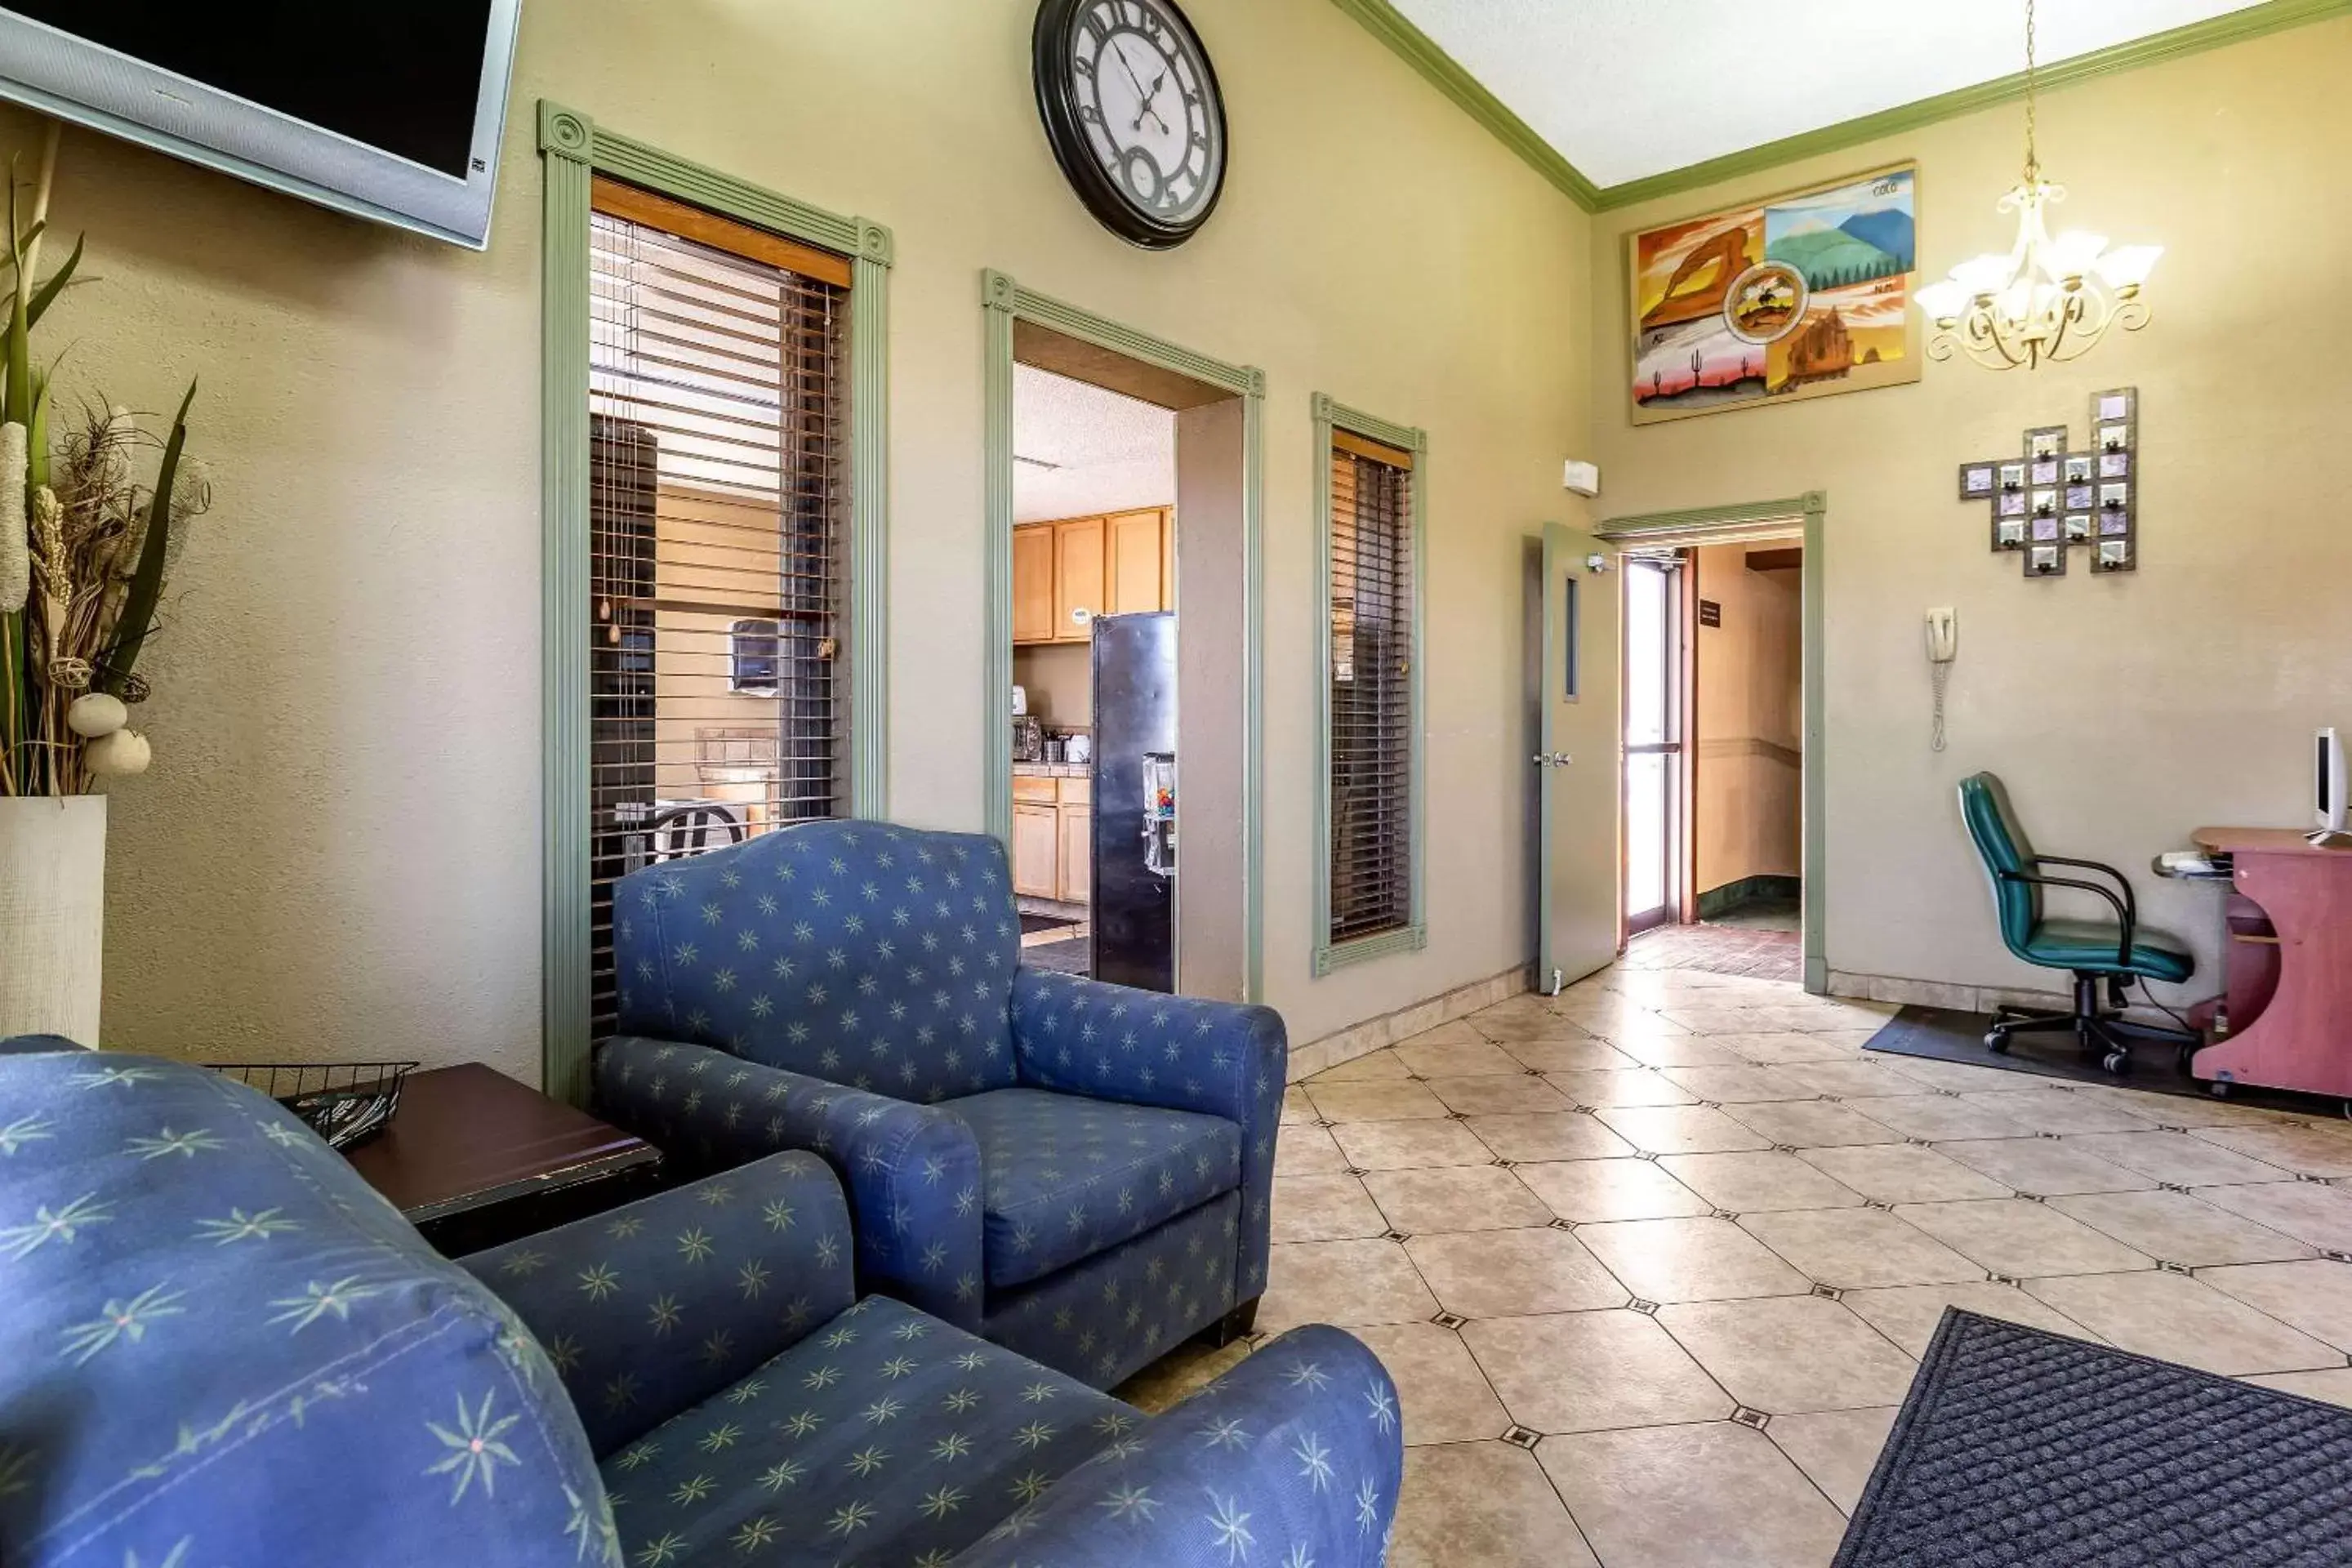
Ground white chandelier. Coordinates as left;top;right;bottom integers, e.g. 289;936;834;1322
1915;0;2160;370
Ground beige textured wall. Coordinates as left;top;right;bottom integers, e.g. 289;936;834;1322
1592;20;2352;1002
38;0;1592;1076
1692;544;1801;894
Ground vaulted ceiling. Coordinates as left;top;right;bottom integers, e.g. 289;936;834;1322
1359;0;2290;201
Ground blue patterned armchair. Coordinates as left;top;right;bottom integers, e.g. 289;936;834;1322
0;1048;1401;1567
595;819;1287;1389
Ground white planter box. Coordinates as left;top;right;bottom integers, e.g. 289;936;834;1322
0;795;106;1045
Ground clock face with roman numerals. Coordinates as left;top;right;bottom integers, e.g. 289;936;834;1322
1032;0;1227;249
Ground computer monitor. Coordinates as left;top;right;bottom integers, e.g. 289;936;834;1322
2316;727;2348;846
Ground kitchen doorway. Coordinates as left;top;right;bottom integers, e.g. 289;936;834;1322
984;279;1261;1000
1008;364;1177;980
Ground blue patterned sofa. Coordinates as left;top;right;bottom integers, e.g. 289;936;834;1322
0;1048;1401;1566
596;819;1286;1388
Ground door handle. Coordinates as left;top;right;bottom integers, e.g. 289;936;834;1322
1530;752;1573;768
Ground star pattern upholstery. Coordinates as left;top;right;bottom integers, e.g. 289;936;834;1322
2;1043;1402;1568
461;1152;859;1459
985;1190;1239;1391
0;1050;614;1566
614;822;1021;1105
599;1295;1124;1567
943;1087;1240;1290
598;820;1286;1387
595;1037;985;1330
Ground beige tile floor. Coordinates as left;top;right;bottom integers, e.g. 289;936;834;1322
1120;960;2352;1567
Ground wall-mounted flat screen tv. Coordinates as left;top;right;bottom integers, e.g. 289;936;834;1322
0;4;523;249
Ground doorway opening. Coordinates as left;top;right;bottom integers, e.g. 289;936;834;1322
1619;529;1806;982
999;318;1250;996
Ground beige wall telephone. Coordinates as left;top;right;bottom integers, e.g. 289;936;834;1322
1926;608;1957;751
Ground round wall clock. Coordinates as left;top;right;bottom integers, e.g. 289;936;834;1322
1032;0;1228;250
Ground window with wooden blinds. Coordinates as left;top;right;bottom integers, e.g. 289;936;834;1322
586;177;853;1038
1326;430;1416;947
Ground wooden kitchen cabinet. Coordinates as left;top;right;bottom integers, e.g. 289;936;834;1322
1012;508;1172;646
1106;509;1167;616
1057;805;1092;905
1011;803;1060;899
1010;526;1057;644
1053;516;1105;642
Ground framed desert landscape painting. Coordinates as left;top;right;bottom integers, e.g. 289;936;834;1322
1627;163;1921;425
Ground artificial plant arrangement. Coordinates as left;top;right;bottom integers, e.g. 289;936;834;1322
0;127;206;798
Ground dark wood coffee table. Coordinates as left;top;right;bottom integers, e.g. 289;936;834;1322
344;1062;661;1254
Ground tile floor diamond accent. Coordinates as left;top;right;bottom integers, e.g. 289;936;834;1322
2023;1267;2342;1375
1350;1321;1513;1446
1406;1225;1630;1318
1460;1310;1735;1432
1388;1441;1598;1568
1739;1206;1984;1291
1539;1423;1848;1568
1576;1215;1811;1303
1893;1196;2154;1277
1767;1406;1900;1517
1281;961;2352;1568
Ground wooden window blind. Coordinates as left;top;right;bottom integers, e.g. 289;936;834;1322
586;176;851;1037
1327;431;1415;945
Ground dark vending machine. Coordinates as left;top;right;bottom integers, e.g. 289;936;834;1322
1089;612;1176;992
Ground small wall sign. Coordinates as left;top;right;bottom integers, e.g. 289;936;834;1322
1698;599;1723;627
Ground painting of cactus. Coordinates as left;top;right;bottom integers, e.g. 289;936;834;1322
0;123;208;797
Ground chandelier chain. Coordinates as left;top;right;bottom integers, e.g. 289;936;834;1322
2023;0;2040;183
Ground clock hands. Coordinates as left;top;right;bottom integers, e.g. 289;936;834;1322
1107;38;1174;136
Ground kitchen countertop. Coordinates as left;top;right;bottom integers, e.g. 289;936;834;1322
1012;762;1090;778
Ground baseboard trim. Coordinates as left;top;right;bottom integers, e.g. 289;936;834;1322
1286;962;1530;1083
1695;874;1801;920
1826;969;2181;1029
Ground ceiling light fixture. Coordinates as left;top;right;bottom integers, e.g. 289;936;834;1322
1914;0;2160;370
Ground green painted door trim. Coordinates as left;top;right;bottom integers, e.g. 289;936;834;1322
980;270;1267;1003
1312;394;1428;977
1597;492;1829;995
1329;0;2351;214
537;100;895;1101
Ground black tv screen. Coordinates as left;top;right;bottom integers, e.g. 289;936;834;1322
0;1;522;247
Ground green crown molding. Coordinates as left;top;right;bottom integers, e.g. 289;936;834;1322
1329;0;2352;216
982;270;1267;1001
1592;0;2352;211
1312;394;1429;978
537;100;894;1101
1326;0;1598;210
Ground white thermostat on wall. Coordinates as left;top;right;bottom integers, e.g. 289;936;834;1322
1563;460;1601;497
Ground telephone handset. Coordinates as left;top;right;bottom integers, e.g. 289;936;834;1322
1925;608;1958;663
1925;608;1957;751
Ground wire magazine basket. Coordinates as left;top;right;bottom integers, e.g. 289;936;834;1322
209;1060;418;1151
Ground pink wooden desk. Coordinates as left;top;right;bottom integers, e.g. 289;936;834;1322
2187;826;2352;1101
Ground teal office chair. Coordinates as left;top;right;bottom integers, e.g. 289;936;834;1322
1958;773;2201;1075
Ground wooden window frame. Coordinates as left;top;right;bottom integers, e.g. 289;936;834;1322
538;101;892;1102
1312;394;1428;976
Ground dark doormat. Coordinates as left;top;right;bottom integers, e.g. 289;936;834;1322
1837;1309;2352;1567
1864;1004;2335;1116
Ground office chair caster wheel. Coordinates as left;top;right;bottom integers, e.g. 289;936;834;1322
2208;1080;2230;1099
2101;1049;2127;1074
1984;1031;2010;1054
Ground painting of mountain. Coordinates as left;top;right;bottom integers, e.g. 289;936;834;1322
1838;207;1915;270
1766;228;1898;291
1627;161;1920;425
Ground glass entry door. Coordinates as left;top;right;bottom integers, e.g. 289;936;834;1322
1622;553;1686;935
